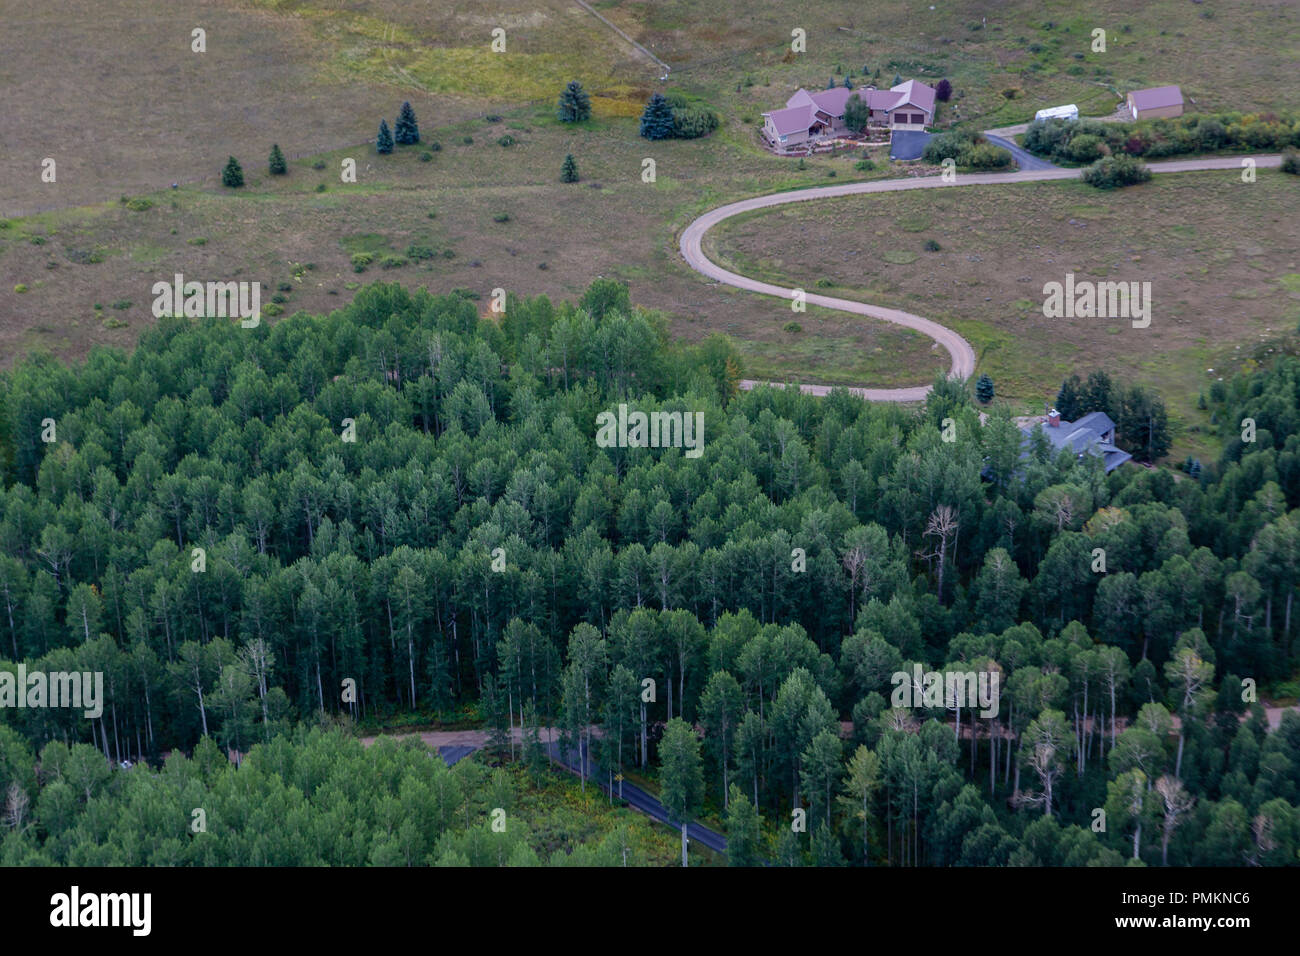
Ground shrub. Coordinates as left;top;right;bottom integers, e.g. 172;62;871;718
462;136;474;145
406;244;436;261
268;144;287;175
111;299;131;310
350;252;373;272
493;212;511;223
125;197;152;211
14;284;27;293
1066;133;1107;163
497;134;516;147
187;237;207;246
263;303;284;317
29;236;45;245
278;281;293;292
1081;154;1151;188
935;79;953;102
429;142;442;152
924;239;941;251
671;107;720;139
376;119;394;154
271;293;288;304
557;80;592;122
783;322;802;333
484;114;502;123
855;158;876;171
1281;148;1300;175
418;151;433;162
311;159;327;170
221;156;244;188
966;143;1011;168
315;184;326;193
379;255;406;269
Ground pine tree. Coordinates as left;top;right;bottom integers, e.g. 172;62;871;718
561;153;579;183
639;93;674;140
891;73;903;87
976;373;995;404
376;119;394;155
221;156;244;188
394;101;420;145
936;78;953;102
826;77;836;90
556;81;591;123
843;76;854;89
268;144;287;176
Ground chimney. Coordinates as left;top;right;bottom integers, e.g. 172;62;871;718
1047;408;1061;428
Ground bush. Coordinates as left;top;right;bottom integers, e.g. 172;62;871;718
935;79;952;102
111;299;131;310
671;106;720;139
855;158;876;171
429;142;442;152
268;144;287;175
379;255;406;269
1081;154;1151;189
315;184;326;193
406;244;436;261
350;252;373;272
311;159;327;170
497;135;516;147
1066;133;1106;163
966;143;1011;169
924;239;941;251
1282;149;1300;175
29;236;45;246
493;212;511;223
278;281;293;292
783;322;802;333
187;237;207;246
271;293;288;304
221;156;244;188
125;197;152;211
13;284;27;293
462;136;474;145
418;151;433;162
262;303;284;318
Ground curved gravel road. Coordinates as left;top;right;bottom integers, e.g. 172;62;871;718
679;154;1282;403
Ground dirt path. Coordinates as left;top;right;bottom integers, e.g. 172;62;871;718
681;154;1284;402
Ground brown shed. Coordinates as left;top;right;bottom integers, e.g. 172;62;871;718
1126;85;1184;120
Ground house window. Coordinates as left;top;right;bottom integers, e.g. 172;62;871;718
780;135;787;142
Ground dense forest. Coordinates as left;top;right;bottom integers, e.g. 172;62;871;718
1;280;1298;865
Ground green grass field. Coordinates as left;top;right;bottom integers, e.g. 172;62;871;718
3;0;1299;455
708;170;1300;457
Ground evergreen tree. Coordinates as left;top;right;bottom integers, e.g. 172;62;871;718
976;373;995;404
561;153;579;183
556;81;591;123
844;94;870;133
891;73;903;86
268;144;287;176
826;77;836;90
221;156;244;188
639;93;674;140
843;76;854;89
394;101;420;145
936;79;953;102
376;119;394;155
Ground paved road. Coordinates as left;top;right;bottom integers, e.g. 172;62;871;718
682;155;1283;402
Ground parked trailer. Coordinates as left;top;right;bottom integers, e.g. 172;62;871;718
1034;104;1079;122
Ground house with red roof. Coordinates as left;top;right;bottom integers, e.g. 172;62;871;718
761;79;937;149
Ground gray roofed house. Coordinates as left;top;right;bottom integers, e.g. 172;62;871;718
1020;408;1133;472
761;79;936;149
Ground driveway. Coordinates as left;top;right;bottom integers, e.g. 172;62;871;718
981;131;1058;171
890;129;931;161
681;154;1282;401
